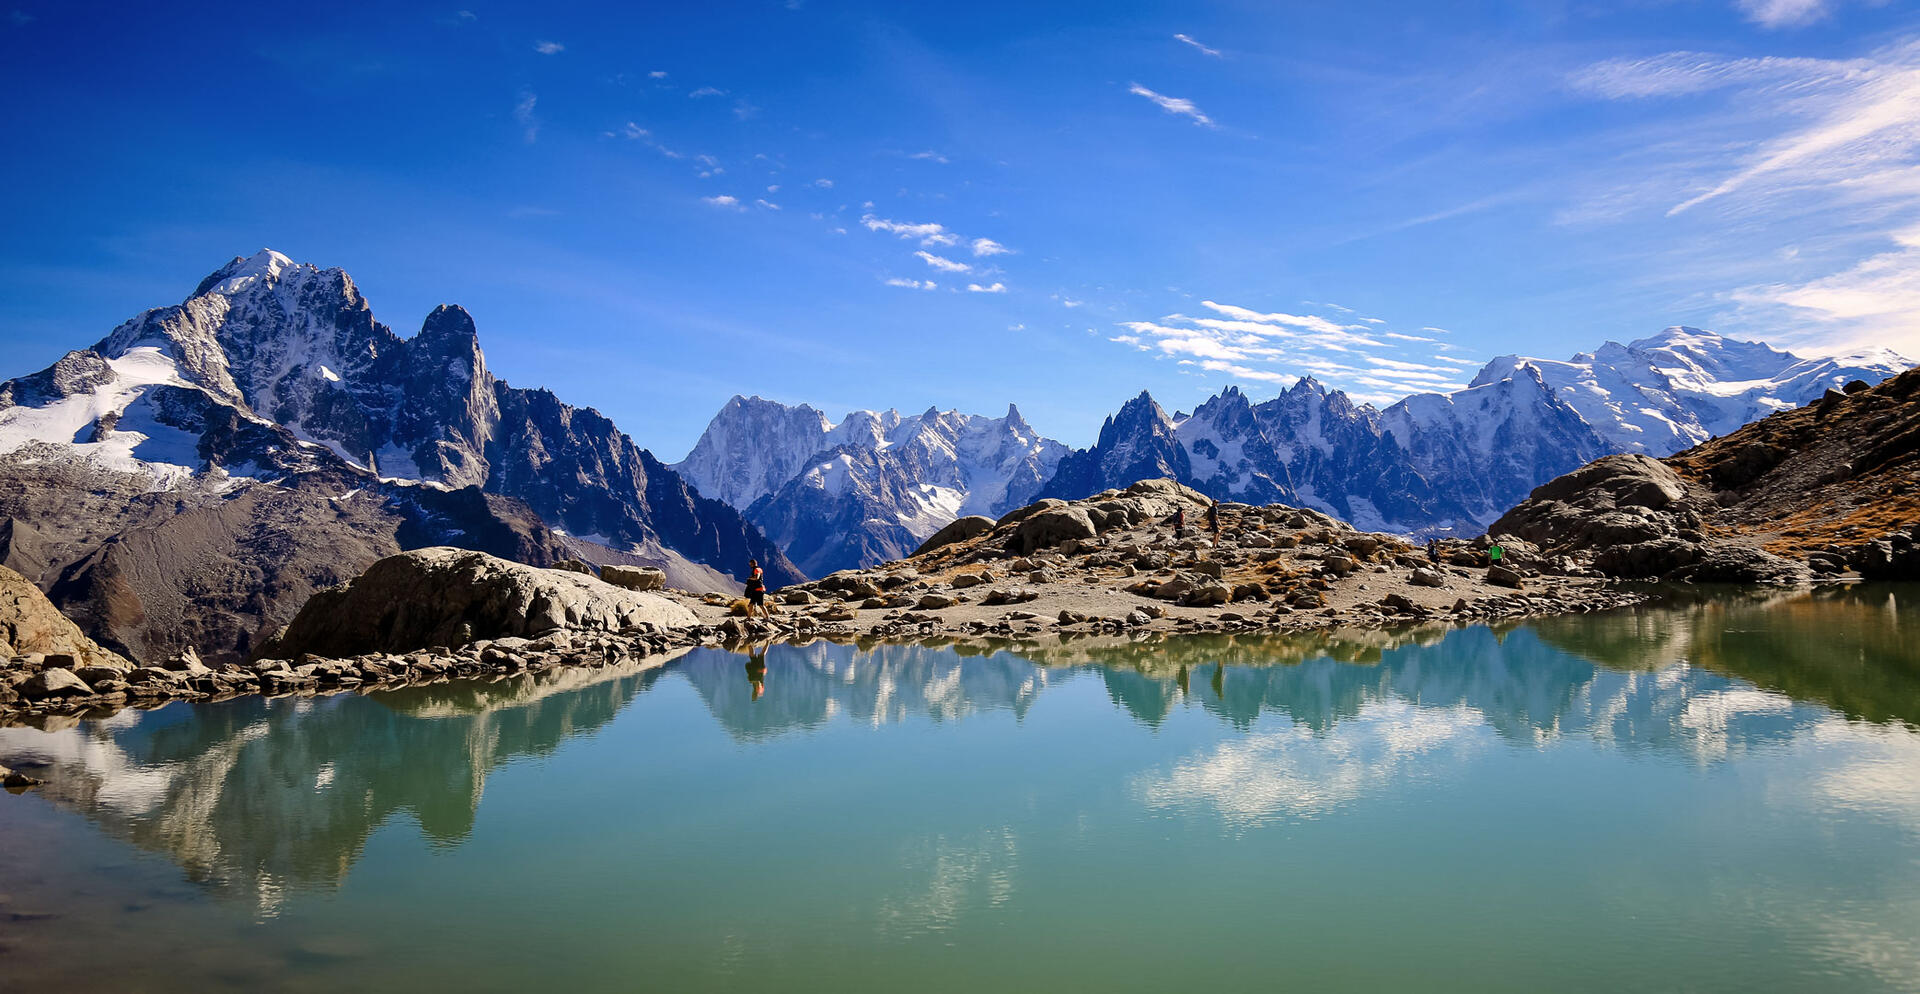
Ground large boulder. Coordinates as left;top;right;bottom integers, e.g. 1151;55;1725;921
1668;544;1812;585
1855;529;1920;581
0;564;130;670
914;516;997;556
255;547;697;659
599;564;666;591
1489;454;1719;580
1006;507;1098;556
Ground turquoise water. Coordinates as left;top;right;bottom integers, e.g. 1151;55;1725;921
1;586;1917;992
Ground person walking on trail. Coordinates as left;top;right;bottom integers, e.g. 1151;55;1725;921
744;558;776;621
1427;539;1441;565
1486;543;1504;569
1207;501;1220;537
1172;506;1186;530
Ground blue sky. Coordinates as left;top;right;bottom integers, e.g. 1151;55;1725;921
2;0;1917;453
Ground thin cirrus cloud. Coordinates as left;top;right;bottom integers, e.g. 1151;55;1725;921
1111;299;1470;405
701;194;744;210
533;40;564;54
1128;83;1214;127
1173;33;1221;57
914;250;972;273
885;277;936;290
970;237;1010;257
966;282;1008;293
513;92;539;143
1736;0;1838;29
1569;38;1920;354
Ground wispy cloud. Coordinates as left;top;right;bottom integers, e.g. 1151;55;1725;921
702;194;745;210
966;282;1007;293
908;150;949;163
885;277;936;290
1112;299;1469;401
513;92;539;143
689;86;726;98
915;250;972;273
970;237;1010;257
1128;83;1214;127
1570;39;1920;355
812;178;833;188
1732;225;1920;354
534;40;564;54
754;198;781;210
861;214;959;246
1173;33;1221;57
648;70;668;79
1736;0;1836;29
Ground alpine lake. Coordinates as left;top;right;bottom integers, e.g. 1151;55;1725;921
2;584;1917;993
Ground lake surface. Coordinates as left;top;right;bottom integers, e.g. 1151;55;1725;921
2;585;1918;993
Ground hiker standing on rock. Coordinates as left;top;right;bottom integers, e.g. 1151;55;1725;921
1486;543;1504;570
1172;506;1186;530
745;558;775;621
1207;501;1221;538
1427;539;1441;564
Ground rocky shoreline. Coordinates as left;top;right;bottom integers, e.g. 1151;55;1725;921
0;480;1659;733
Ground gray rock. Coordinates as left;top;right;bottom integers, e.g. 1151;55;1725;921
1006;507;1099;556
1183;582;1231;607
22;668;92;699
1669;544;1814;584
914;516;998;556
599;564;667;591
1409;568;1446;588
1855;529;1919;581
1486;565;1525;589
255;547;697;659
551;559;596;575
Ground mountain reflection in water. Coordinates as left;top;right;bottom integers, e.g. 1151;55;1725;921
0;585;1913;914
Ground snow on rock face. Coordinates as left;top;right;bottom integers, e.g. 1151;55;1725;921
1459;327;1911;456
0;249;806;587
1037;327;1910;537
674;396;1068;572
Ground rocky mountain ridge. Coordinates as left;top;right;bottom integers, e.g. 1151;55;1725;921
1490;366;1920;582
1039;327;1908;533
674;394;1067;575
0;250;796;662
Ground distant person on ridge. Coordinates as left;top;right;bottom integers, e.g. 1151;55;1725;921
1207;501;1220;537
1427;539;1441;564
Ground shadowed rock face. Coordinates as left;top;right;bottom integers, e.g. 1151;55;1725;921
257;547;698;659
0;564;129;670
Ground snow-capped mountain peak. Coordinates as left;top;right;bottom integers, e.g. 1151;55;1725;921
675;395;1070;574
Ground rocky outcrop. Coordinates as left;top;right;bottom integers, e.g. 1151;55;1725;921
0;564;129;671
600;564;666;591
255;547;697;659
751;478;1645;645
914;516;996;556
1492;366;1920;582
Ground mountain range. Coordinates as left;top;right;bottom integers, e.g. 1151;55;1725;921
672;398;1066;575
0;250;797;661
679;328;1909;566
0;249;1909;659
